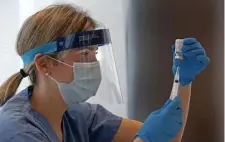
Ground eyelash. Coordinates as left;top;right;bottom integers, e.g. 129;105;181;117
79;47;98;56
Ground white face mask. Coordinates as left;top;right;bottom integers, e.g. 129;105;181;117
48;60;102;105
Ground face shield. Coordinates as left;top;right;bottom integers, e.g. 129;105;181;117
21;28;123;104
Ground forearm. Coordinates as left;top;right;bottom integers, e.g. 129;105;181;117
171;83;192;142
113;119;142;142
115;84;192;142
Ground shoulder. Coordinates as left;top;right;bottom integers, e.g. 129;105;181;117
0;111;44;142
67;102;105;114
0;88;46;142
1;131;47;142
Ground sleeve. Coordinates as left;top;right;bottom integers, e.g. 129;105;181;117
5;132;48;142
85;104;122;142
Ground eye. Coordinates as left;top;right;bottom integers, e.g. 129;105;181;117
83;51;89;56
78;49;88;55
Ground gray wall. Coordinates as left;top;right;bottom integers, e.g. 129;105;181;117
126;0;224;141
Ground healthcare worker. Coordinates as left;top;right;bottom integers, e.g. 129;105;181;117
0;4;209;142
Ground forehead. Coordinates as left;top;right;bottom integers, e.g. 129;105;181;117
68;46;97;54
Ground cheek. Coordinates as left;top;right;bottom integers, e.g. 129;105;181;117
52;65;74;83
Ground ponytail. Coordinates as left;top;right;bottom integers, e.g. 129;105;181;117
0;72;23;105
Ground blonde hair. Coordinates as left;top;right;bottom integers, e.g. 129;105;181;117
0;4;96;104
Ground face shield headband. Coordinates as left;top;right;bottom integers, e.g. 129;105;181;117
21;29;111;66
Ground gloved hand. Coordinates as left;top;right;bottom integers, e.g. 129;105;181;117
172;38;210;85
136;97;183;142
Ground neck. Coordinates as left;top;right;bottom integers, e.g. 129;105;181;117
30;83;67;140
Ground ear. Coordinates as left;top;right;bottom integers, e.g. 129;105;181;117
34;54;52;75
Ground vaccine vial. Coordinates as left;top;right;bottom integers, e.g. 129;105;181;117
175;39;183;60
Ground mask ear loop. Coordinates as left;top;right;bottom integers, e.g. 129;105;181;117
44;55;74;84
45;72;58;83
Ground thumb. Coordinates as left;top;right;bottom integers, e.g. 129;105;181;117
164;96;181;113
162;99;172;109
171;44;175;53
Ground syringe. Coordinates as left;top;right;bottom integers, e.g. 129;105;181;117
170;39;183;100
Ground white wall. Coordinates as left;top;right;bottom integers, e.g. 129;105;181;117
0;0;128;117
0;0;20;83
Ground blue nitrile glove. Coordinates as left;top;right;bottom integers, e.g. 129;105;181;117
136;96;183;142
172;38;210;85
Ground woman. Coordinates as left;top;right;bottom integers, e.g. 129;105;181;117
0;4;209;142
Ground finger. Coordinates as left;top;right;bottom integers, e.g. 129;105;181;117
168;106;183;116
174;118;183;130
176;121;183;126
154;99;173;114
175;109;183;125
183;49;205;57
162;99;172;109
172;65;177;74
165;96;182;112
151;109;161;115
171;44;175;53
167;105;183;119
181;42;202;53
197;55;210;67
176;106;184;115
173;59;179;68
183;38;197;45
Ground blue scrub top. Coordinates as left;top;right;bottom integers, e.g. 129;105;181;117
0;86;122;142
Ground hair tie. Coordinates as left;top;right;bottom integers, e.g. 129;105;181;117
20;69;28;78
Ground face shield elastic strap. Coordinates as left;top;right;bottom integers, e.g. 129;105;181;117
20;29;111;66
